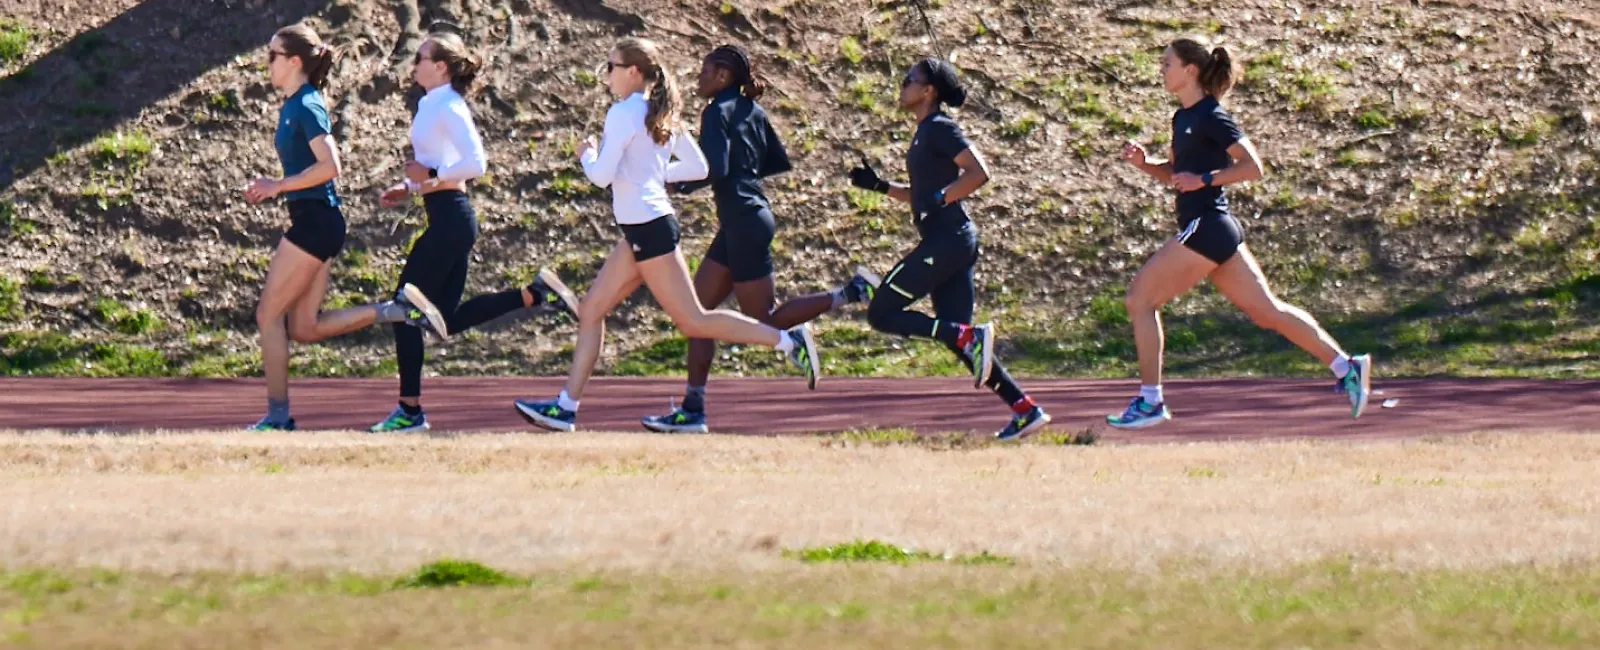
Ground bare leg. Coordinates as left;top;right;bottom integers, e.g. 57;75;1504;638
635;249;784;346
561;239;644;400
284;261;388;343
1124;238;1217;386
1207;244;1346;365
684;258;735;390
256;240;326;404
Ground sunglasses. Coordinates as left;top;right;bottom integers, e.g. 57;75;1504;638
606;60;632;73
414;51;435;65
901;74;925;88
268;49;289;63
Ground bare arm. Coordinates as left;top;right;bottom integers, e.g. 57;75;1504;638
1171;138;1265;192
277;134;341;193
1210;138;1264;186
939;146;990;204
1121;140;1173;186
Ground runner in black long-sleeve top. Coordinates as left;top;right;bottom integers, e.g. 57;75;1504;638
642;45;872;434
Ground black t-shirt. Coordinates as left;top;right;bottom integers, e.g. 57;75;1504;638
906;111;971;233
1170;95;1244;223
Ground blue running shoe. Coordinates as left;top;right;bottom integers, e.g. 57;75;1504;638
1105;396;1172;429
515;399;576;432
246;416;295;432
1334;353;1373;418
996;405;1051;441
641;403;708;434
369;406;429;434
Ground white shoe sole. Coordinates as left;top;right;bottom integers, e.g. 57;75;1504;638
794;324;820;390
974;322;996;389
401;283;449;338
998;411;1052;440
853;265;882;291
369;421;430;434
515;401;575;432
537;267;580;316
1349;354;1373;419
1105;411;1172;430
641;418;709;434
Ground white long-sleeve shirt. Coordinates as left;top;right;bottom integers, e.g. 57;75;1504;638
407;85;486;191
581;92;708;225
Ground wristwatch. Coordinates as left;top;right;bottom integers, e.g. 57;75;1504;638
1201;171;1214;188
427;167;439;179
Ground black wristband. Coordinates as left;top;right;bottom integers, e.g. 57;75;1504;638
428;167;439;179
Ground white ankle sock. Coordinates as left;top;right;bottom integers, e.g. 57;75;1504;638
557;390;579;412
1139;385;1163;405
1329;354;1351;378
774;331;795;353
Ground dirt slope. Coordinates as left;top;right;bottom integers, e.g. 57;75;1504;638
0;0;1596;380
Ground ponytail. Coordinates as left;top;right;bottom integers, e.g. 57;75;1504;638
451;55;481;94
425;32;483;94
274;24;338;90
1200;46;1238;98
305;45;338;90
917;58;968;109
644;65;681;145
616;38;680;145
1170;39;1239;98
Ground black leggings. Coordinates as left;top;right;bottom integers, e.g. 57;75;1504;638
865;221;1026;406
393;191;527;399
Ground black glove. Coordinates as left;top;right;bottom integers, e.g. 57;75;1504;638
848;155;891;194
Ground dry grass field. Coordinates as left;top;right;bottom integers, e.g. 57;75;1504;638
3;430;1599;648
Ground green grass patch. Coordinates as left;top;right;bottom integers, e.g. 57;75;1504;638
92;297;162;335
839;36;864;65
833;428;919;446
543;171;600;199
998;114;1041;139
846;187;889;214
785;540;1012;565
1501;115;1555;148
88;131;154;170
395;560;526;589
0;19;30;64
1035;427;1099;446
208;89;242;113
0;275;20;319
2;561;1600;647
840;74;890;116
1335;148;1381;168
1354;109;1393;130
610;336;688;375
1;331;174;377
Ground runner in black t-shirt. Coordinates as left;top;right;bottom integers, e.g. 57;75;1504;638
1108;38;1373;429
848;58;1051;440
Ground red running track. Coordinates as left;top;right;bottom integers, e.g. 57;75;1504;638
1;377;1597;442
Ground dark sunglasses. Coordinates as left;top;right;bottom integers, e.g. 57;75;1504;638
606;60;632;73
901;73;925;88
268;49;289;63
414;51;434;65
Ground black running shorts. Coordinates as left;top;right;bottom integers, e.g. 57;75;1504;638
620;214;681;262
